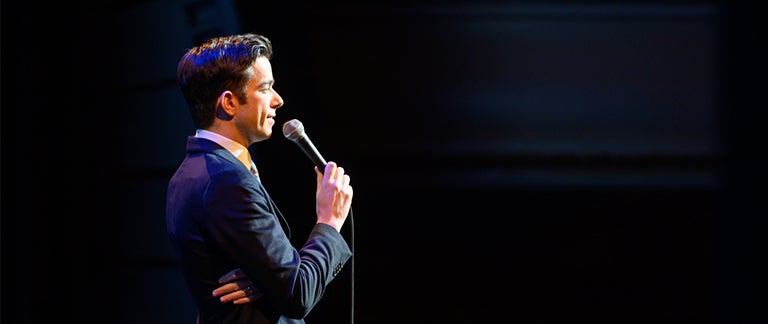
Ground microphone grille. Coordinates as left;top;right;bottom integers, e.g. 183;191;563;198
282;119;304;141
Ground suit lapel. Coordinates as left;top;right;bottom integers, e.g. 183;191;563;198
257;180;292;239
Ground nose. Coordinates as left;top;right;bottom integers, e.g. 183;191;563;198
272;89;284;108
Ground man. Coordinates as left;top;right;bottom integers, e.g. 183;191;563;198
167;33;354;323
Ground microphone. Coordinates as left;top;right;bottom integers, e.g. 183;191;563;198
282;119;327;171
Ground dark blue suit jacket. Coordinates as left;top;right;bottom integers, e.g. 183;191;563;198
166;136;352;323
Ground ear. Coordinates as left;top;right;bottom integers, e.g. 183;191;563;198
217;90;238;118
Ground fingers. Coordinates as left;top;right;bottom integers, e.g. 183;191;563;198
212;278;252;297
212;282;239;298
332;166;345;188
322;162;336;183
316;165;324;188
334;167;351;195
214;282;262;304
214;268;263;305
234;289;264;305
217;268;246;284
322;162;351;189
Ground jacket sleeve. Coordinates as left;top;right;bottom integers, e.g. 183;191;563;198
204;167;352;319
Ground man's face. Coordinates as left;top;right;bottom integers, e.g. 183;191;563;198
236;56;284;143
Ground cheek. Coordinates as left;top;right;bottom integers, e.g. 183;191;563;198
249;94;268;108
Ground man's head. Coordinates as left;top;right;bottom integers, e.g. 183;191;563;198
177;33;284;144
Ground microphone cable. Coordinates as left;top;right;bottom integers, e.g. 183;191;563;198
347;206;355;324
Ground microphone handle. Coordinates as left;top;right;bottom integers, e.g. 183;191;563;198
295;135;327;170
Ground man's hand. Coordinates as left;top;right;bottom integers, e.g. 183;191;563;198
212;268;262;305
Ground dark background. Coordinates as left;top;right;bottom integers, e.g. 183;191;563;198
2;0;765;323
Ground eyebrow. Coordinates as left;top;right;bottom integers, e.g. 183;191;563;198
259;80;274;88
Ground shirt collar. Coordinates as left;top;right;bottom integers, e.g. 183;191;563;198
195;129;252;170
